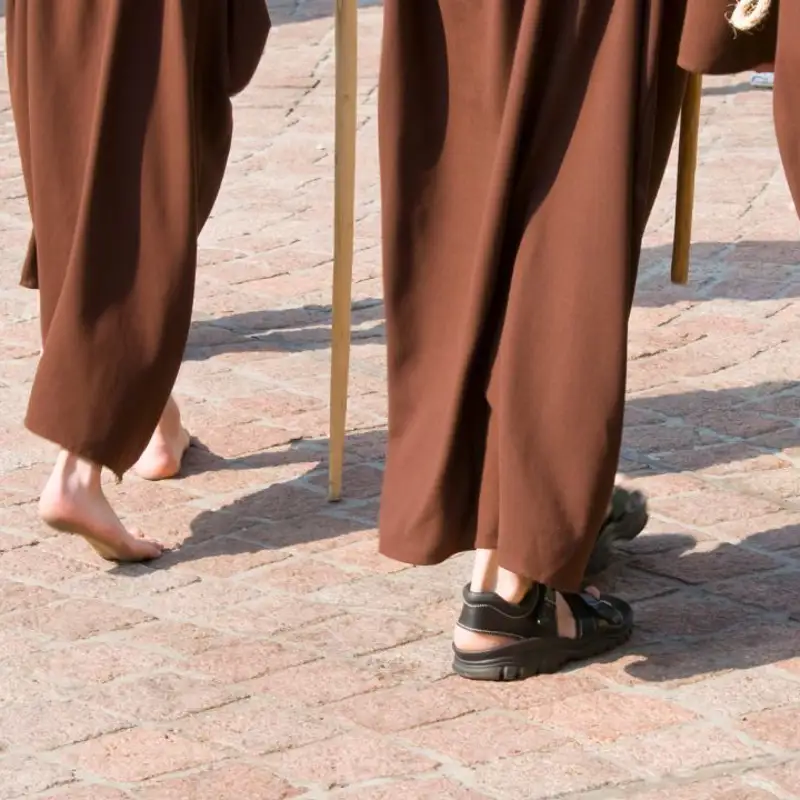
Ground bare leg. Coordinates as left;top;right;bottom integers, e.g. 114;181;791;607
133;395;191;481
39;451;165;561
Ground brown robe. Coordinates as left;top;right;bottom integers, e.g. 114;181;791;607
377;1;690;591
772;3;800;217
676;1;800;228
6;0;269;476
677;1;777;75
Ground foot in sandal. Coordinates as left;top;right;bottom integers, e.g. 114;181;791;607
452;583;632;681
452;556;632;681
133;395;191;481
39;451;165;562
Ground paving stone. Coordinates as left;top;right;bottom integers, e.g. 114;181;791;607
33;641;173;688
178;696;345;755
596;723;770;779
246;657;395;706
754;760;800;796
401;711;564;765
0;755;75;799
737;706;800;750
635;592;760;641
58;565;198;601
0;698;127;750
628;777;784;799
711;570;800;615
284;610;430;657
78;671;246;723
39;787;130;800
58;728;224;783
136;762;302;800
526;690;696;743
472;742;634;799
244;556;359;593
265;733;439;790
5;598;153;641
113;620;237;656
190;639;316;683
650;491;783;528
676;668;800;718
631;542;781;585
336;778;491;800
328;678;488;733
0;546;96;584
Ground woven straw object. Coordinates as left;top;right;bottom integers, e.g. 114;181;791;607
729;0;772;31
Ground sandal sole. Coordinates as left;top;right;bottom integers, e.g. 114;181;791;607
452;623;633;682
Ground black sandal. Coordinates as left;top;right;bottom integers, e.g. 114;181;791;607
586;486;648;576
452;583;633;681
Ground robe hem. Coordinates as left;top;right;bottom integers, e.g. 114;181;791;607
378;539;586;594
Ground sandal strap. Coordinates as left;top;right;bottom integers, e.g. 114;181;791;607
564;591;626;638
457;585;626;641
457;583;558;639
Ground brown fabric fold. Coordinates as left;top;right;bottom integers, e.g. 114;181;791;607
377;1;689;590
6;0;269;475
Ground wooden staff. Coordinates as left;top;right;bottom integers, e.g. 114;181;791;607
671;73;703;285
329;0;358;501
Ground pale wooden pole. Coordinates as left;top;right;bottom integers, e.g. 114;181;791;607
328;0;358;501
671;73;703;285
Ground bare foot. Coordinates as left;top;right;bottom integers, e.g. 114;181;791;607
40;451;164;562
453;586;602;652
133;396;191;481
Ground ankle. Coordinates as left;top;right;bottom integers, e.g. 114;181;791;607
51;451;102;493
470;548;498;593
469;550;532;605
158;396;183;434
495;567;532;605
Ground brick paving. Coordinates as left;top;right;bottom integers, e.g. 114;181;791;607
0;2;799;798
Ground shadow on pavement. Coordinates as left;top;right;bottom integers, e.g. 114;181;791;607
635;240;800;308
160;378;799;558
701;80;755;97
591;529;800;685
185;299;384;360
187;239;800;357
115;375;800;683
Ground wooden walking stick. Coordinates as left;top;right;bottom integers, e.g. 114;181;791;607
671;0;771;283
671;73;703;285
329;0;358;501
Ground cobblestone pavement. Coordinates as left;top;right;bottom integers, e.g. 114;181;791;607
0;3;799;799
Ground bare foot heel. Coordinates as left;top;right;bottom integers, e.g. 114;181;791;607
134;396;191;481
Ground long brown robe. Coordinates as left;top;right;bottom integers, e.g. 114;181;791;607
677;1;777;75
377;1;691;591
6;0;269;476
772;4;800;217
677;0;800;230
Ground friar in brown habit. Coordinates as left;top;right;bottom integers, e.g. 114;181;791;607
377;0;703;681
6;1;270;560
677;0;800;217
